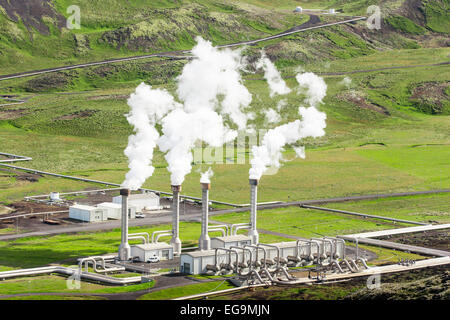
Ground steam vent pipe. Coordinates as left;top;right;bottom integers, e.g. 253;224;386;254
118;188;131;261
171;185;182;255
199;183;211;250
248;179;259;245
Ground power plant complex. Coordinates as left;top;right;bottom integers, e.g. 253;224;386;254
111;177;354;286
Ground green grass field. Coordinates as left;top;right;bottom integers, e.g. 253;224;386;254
138;280;235;300
0;0;448;300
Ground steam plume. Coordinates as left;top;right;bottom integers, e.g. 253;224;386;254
122;83;180;190
249;72;327;180
256;51;291;97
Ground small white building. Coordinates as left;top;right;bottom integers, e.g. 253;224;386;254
130;243;174;262
112;192;160;212
211;235;251;249
96;202;136;220
180;250;237;275
69;204;108;222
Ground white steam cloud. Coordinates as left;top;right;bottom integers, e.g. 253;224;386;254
122;83;180;190
256;51;291;97
200;167;214;184
249;72;328;180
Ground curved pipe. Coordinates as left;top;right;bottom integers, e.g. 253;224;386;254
244;244;266;268
129;232;150;244
258;243;281;268
356;257;369;269
303;240;320;262
208;225;229;236
325;237;346;259
312;238;333;260
230;223;250;235
128;235;147;245
248;269;265;284
155;232;172;243
207;228;226;237
215;248;239;274
331;260;344;273
0;266;140;285
151;230;172;243
234;225;251;235
276;266;296;281
259;268;274;282
349;259;359;272
230;246;253;273
341;259;356;272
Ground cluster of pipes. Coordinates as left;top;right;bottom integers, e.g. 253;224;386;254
118;178;369;284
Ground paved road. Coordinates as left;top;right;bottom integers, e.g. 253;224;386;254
1;189;449;241
339;236;450;257
0;15;367;81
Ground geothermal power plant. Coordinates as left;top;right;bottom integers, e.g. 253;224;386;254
112;176;355;286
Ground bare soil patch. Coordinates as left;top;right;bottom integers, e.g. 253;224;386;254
56;110;97;120
0;0;65;35
0;109;28;120
410;81;449;114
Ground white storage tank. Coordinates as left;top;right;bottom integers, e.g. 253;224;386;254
69;204;108;222
112;192;160;213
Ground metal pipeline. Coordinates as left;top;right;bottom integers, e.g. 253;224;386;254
0;266;140;285
230;246;253;273
349;259;360;272
356;257;370;269
258;243;281;269
312;238;333;260
331;260;344;273
128;235;148;245
325;236;346;259
234;225;251;235
259;268;274;282
215;248;239;273
155;233;173;243
303;240;320;262
244;244;266;268
248;269;266;285
341;259;356;272
207;228;226;237
208;224;229;236
151;230;172;243
230;223;250;236
129;232;150;244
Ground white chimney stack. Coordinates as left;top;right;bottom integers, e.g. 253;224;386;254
248;179;259;245
171;185;182;255
118;188;131;261
198;183;211;250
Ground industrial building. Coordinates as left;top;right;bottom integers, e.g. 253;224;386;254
112;192;160;212
69;204;108;222
130;243;174;262
210;235;251;249
97;202;136;220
